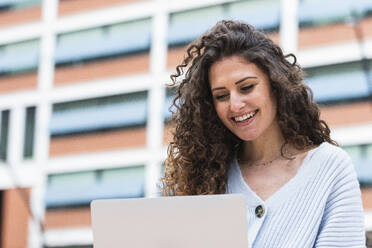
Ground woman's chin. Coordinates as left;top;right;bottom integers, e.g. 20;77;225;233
235;132;260;142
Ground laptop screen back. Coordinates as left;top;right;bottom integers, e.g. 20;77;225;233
91;194;248;248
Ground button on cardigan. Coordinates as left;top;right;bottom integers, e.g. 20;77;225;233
227;142;366;248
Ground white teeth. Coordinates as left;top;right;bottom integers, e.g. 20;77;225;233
234;111;256;122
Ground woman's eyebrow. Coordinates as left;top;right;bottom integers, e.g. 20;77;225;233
211;76;258;92
234;76;257;85
211;86;225;92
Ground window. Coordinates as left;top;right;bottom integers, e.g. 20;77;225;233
0;39;39;76
343;143;372;186
299;0;372;28
55;18;151;65
23;106;36;159
164;87;177;122
304;61;371;104
168;1;280;47
45;166;145;208
227;0;280;31
0;0;41;12
51;91;148;136
0;110;9;162
168;5;224;46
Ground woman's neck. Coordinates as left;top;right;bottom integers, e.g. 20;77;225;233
240;122;285;164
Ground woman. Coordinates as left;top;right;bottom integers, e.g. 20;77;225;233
161;20;365;247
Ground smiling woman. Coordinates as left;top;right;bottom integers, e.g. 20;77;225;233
161;20;365;247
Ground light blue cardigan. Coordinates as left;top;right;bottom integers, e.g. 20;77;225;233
227;142;366;248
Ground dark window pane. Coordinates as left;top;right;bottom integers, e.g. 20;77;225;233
0;110;10;162
23;106;36;159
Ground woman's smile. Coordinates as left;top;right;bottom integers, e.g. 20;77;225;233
231;109;259;126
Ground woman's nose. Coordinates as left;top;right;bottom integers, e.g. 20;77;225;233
230;94;245;112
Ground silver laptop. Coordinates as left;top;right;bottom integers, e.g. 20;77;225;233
91;194;248;248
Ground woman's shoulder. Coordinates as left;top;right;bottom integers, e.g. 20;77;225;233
309;142;356;179
310;142;351;162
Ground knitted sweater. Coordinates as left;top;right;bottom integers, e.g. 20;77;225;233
227;142;366;248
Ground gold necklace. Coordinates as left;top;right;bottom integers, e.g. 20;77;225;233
238;146;294;167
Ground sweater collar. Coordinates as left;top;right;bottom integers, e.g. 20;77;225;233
227;142;326;209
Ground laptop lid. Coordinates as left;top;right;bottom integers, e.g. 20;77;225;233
91;194;248;248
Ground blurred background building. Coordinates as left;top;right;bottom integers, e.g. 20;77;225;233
0;0;371;247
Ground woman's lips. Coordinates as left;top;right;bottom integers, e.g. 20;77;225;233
232;110;258;126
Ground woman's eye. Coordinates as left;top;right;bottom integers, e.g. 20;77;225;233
241;84;254;91
215;94;228;100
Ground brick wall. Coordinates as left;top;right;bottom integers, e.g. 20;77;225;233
0;72;38;94
45;207;91;229
59;0;148;16
49;127;147;156
320;102;372;127
54;54;150;86
298;17;372;49
0;6;40;28
0;188;30;248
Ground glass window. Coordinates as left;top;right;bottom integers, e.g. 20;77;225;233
304;61;371;103
0;39;39;75
0;0;41;11
164;87;177;121
45;166;145;207
343;145;363;162
48;171;97;188
107;19;151;53
0;110;9;162
23;106;35;159
100;166;144;183
343;144;372;185
299;0;346;27
228;0;280;31
355;0;372;17
50;91;148;136
299;0;372;28
58;27;103;48
55;18;151;65
55;27;104;64
168;1;281;47
168;5;225;46
366;144;372;160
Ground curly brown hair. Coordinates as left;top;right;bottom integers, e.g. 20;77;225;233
161;20;336;196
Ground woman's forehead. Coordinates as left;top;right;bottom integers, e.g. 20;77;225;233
209;56;266;86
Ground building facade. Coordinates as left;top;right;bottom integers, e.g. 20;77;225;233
0;0;371;247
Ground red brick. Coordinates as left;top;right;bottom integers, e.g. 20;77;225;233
0;6;40;28
49;128;147;156
0;72;38;94
59;0;148;16
45;207;91;229
1;188;30;248
54;54;150;86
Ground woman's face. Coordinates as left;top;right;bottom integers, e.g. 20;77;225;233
209;56;279;142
